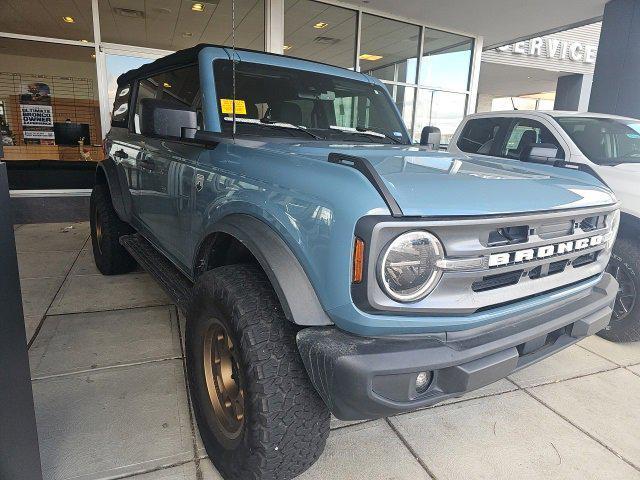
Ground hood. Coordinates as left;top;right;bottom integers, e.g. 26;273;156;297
262;142;617;217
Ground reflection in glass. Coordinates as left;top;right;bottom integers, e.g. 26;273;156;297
383;84;415;135
420;28;473;92
360;14;420;84
100;0;264;51
413;90;466;145
412;89;432;143
284;0;357;69
430;91;467;144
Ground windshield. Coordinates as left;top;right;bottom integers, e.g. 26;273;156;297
556;116;640;165
213;60;410;144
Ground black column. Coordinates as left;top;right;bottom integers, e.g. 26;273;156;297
589;0;640;117
0;162;43;480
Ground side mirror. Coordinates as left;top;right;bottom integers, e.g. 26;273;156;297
521;143;559;164
420;126;441;150
139;98;197;138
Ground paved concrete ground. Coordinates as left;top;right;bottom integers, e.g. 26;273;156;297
14;222;640;480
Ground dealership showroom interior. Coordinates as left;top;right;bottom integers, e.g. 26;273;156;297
3;0;640;479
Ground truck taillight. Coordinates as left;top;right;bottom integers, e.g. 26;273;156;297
352;237;365;284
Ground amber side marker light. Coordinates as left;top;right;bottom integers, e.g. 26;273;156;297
352;237;365;283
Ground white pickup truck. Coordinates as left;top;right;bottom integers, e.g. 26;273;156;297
447;110;640;342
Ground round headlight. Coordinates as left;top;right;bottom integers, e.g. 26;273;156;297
378;231;444;302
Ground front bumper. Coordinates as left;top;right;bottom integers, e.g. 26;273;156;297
296;273;617;420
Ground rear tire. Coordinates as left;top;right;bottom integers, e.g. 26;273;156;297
186;264;330;480
90;184;137;275
598;237;640;342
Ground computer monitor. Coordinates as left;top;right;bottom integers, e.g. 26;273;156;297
53;122;91;146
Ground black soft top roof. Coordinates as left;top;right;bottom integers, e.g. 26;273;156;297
117;44;213;86
116;43;362;87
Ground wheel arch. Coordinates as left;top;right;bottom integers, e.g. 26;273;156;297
193;214;333;327
95;157;131;223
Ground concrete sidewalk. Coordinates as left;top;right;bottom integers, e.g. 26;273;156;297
16;222;640;480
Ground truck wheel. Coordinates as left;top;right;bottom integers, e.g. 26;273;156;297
186;264;330;480
598;237;640;342
90;184;136;275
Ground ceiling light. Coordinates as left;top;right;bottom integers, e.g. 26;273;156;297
283;45;292;51
163;82;172;88
359;54;383;61
313;22;328;29
182;32;193;38
192;3;205;11
63;16;75;23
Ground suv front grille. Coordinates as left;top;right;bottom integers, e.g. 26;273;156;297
472;270;523;292
361;204;616;315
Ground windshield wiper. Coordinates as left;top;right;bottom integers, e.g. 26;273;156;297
329;125;402;144
223;117;323;140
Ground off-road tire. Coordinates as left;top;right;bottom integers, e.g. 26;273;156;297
598;237;640;342
90;184;136;275
186;264;330;480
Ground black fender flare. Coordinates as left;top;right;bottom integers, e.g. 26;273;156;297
197;214;333;327
96;157;132;223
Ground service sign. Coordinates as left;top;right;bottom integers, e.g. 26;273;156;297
20;104;53;127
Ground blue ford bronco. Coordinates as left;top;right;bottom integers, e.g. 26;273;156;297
92;44;620;479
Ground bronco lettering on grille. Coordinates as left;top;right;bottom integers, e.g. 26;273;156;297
488;234;604;268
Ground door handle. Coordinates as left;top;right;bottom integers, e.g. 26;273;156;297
113;149;128;159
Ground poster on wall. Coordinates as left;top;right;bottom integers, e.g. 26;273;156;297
20;82;51;106
19;82;55;144
20;104;54;127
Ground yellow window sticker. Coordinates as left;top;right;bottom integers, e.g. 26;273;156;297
220;99;247;115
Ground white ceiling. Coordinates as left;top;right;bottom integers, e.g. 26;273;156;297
478;62;563;97
340;0;607;47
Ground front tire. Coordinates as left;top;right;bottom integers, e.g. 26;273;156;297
90;184;136;275
186;264;330;480
598;237;640;342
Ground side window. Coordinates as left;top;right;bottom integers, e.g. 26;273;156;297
133;65;201;135
456;118;506;155
500;118;565;160
111;84;131;128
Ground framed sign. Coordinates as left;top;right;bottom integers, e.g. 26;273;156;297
20;105;53;128
22;130;55;140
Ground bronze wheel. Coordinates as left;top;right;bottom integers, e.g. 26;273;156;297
202;318;245;441
89;184;136;275
186;265;330;480
94;207;104;255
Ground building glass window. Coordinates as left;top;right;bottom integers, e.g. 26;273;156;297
360;14;420;84
0;38;102;189
413;90;467;145
0;0;93;42
420;28;473;92
383;84;415;136
99;0;265;51
284;0;357;69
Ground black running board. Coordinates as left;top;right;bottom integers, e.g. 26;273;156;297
120;233;193;313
